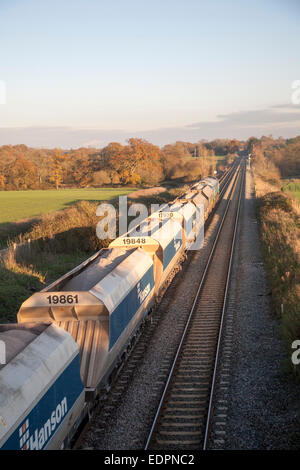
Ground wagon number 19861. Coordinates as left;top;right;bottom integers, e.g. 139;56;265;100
46;294;79;304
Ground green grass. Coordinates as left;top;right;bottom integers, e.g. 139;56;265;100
292;191;300;202
282;180;300;202
184;154;226;165
213;155;227;162
0;187;135;224
0;251;88;323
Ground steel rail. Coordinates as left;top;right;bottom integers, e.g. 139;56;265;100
144;162;242;450
202;161;245;449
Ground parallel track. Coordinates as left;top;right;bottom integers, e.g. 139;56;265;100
75;162;239;450
145;161;245;450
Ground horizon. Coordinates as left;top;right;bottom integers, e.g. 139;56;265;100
0;130;299;152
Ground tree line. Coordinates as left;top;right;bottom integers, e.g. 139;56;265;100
247;135;300;179
0;138;240;190
1;135;298;191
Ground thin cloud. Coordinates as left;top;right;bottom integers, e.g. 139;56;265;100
0;104;299;148
187;105;300;128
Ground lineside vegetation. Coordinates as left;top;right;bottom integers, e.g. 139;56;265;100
0;187;187;323
250;139;300;378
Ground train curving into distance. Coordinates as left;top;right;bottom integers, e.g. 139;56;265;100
0;176;219;450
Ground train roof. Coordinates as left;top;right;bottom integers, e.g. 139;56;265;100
0;323;47;370
59;248;132;293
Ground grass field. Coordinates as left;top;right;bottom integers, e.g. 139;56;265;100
0;185;185;322
213;155;227;164
282;179;300;202
0;187;135;224
184;154;226;166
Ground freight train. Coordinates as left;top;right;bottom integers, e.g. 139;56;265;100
0;176;219;450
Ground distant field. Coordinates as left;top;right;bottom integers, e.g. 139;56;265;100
0;187;135;224
185;155;226;166
213;155;227;163
282;179;300;202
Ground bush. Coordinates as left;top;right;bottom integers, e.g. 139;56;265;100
92;170;111;186
257;189;300;378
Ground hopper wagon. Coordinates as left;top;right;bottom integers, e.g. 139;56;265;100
1;173;223;449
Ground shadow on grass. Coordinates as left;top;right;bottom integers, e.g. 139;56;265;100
29;225;108;254
0;262;44;324
0;218;40;249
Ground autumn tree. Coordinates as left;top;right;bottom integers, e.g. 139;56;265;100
49;150;67;189
0;135;299;190
0;173;6;189
161;143;186;180
228;139;240;154
246;137;261;155
100;142;123;167
0;162;6;190
6;154;38;189
275;140;300;177
71;158;93;187
110;138;162;185
92;170;111;186
28;149;53;187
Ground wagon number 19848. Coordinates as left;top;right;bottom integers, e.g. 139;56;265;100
122;238;146;245
46;294;79;304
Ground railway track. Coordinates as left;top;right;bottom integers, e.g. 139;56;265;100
78;162;240;450
0;160;243;451
145;161;244;450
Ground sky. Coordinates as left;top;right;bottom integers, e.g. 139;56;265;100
0;0;300;148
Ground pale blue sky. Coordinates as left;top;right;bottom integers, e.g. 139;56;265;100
0;0;299;147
